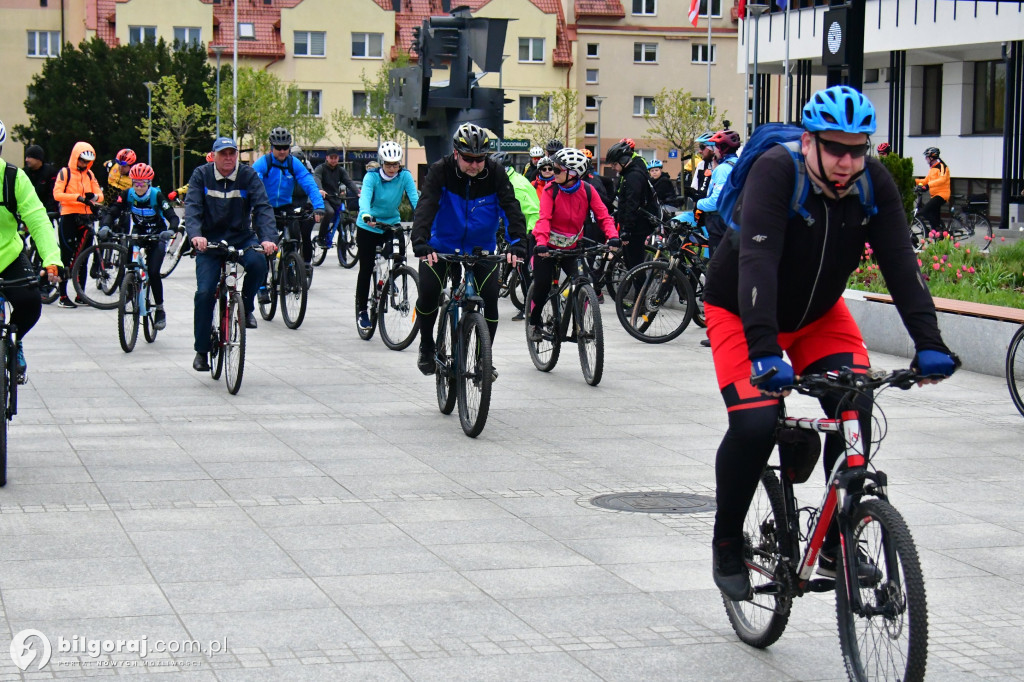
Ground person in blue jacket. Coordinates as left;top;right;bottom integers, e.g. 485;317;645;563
697;129;741;254
251;127;325;267
355;141;419;332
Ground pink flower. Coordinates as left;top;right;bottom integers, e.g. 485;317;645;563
932;263;940;270
954;242;961;248
968;267;976;274
933;255;939;261
917;259;923;267
957;271;963;279
855;268;862;274
1001;237;1006;242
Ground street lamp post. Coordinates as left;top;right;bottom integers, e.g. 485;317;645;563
211;46;224;138
594;96;607;173
232;0;238;141
143;81;155;165
747;4;770;130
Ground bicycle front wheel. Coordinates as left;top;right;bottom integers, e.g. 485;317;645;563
337;221;358;268
0;338;9;487
909;219;926;251
378;265;419;351
724;468;792;648
576;284;604;386
525;282;561;372
259;257;278;321
962;213;993;251
71;243;129;309
224;293;247;395
143;289;157;343
435;300;456;415
160;228;188;277
457;311;492;438
117;273;140;353
1007;324;1024;418
836;498;927;682
280;252;307;329
615;260;695;343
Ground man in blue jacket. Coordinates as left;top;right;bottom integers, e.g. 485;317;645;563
251;127;325;267
411;123;527;376
185;137;278;372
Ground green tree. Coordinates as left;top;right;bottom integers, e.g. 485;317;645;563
353;54;411;143
643;88;721;158
211;67;292;156
328;108;359;159
286;90;327;152
138;76;211;188
510;88;583;148
880;153;917;225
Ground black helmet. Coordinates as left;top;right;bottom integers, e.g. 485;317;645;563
604;141;633;166
452;123;490;156
924;147;940;158
490;151;513;168
545;139;564;155
268;127;292;146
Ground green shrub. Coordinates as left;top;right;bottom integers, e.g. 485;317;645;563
879;154;916;225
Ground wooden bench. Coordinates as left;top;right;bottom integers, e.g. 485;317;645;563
864;294;1024;324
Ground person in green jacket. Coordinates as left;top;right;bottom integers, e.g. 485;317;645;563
491;152;538;321
0;119;62;383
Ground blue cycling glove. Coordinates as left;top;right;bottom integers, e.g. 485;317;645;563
750;355;794;392
912;350;957;378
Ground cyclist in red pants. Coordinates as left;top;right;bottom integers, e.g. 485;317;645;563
702;86;959;601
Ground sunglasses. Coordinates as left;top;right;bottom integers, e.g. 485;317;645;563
132;180;150;187
273;145;290;152
459;153;486;164
817;137;871;159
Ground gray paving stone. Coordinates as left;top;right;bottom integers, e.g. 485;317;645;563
398;651;603;681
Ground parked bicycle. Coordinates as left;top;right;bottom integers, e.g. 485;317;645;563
725;367;931;682
258;208;308;329
311;193;358;269
432;249;504;438
910;189;967;251
115;227;174;352
355;223;419;350
1008;322;1024;418
525;242;608;386
201;242;262;395
948;193;993;251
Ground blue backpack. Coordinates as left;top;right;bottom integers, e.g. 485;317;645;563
718;123;877;232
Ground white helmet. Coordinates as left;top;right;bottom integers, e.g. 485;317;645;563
79;149;96;161
378;140;403;164
529;146;544;158
0;119;6;147
552;148;589;178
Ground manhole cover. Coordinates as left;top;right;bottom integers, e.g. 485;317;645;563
590;492;717;514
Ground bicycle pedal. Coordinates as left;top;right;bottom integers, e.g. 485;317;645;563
806;578;836;593
752;582;783;596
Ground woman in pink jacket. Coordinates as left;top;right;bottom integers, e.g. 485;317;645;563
528;148;619;340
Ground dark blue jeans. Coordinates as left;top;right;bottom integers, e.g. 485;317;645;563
193;238;267;353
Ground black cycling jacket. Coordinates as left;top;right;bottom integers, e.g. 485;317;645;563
704;145;950;360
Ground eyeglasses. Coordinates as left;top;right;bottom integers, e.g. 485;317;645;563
382;162;401;168
817;138;871;160
459;153;486;164
273;145;290;152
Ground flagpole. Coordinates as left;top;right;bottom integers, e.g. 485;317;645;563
706;3;713;104
744;16;750;135
783;0;791;123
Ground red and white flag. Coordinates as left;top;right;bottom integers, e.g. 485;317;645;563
688;0;700;26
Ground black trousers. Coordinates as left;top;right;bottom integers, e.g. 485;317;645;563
919;196;946;236
416;259;501;347
1;253;43;339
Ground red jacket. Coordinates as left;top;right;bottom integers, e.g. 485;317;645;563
533;181;617;249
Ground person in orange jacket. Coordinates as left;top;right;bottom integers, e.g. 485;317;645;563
915;147;950;237
52;141;103;307
531;156;556;199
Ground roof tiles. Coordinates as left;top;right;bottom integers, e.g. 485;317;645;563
575;0;626;18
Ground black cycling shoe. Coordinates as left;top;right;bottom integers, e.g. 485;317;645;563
192;352;210;372
712;537;752;601
245;313;258;329
417;345;435;376
818;546;883;584
700;338;712;348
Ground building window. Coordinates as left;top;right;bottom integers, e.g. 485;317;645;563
633;0;656;15
637;148;656;163
27;30;60;57
586;43;599;58
352;32;383;59
238;23;255;40
172;27;201;47
518;37;544;63
584;145;596;156
973;60;1005;134
586;69;599;84
921;64;942;136
634;43;658;63
294;31;326;57
864;68;879;83
633;96;657;116
585;95;598;110
519;95;551;122
353;92;378;117
699;0;722;17
298;90;322;117
129;26;157;45
585;122;597;137
691;43;717;64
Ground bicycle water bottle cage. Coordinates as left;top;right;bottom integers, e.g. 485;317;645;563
777;427;822;484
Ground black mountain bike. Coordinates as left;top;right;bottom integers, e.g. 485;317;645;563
356;224;419;350
118;228;174;352
312;194;358;268
525;243;607;386
259;208;308;329
202;242;262;395
0;275;44;486
727;367;932;682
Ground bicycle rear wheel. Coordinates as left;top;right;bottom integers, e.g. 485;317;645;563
576;284;604;386
1008;324;1024;418
143;289;158;343
280;251;307;329
836;499;927;682
71;243;129;309
259;257;278;321
525;282;561;372
961;213;993;251
508;269;525;311
457;311;492;438
378;265;419;351
224;293;246;394
117;273;140;353
435;301;456;415
337;220;358;268
615;260;695;343
311;234;328;266
160;228;188;277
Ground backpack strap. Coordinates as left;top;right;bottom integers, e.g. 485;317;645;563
1;164;19;220
851;172;877;224
782;140;815;227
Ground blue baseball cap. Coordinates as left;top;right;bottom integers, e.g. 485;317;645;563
212;137;238;152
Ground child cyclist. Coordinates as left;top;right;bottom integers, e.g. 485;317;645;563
527;148;619;341
100;163;180;330
355;141;419;332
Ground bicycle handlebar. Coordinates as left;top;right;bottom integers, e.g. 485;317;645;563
194;241;265;260
758;367;930;395
436;251;506;265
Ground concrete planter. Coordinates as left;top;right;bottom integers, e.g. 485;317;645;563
844;289;1019;378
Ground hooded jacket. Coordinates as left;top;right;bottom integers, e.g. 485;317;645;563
53;142;103;216
0;159;61;271
614;154;658;237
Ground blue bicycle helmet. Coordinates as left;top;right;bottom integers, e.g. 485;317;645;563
695;131;715;146
647;159;663;169
802;85;876;134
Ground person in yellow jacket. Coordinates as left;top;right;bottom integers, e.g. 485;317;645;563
102;148;136;206
0;119;62;382
915;147;950;237
53;141;103;307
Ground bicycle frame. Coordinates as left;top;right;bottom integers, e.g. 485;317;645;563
369;225;406;307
